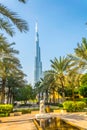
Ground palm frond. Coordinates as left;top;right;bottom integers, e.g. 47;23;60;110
0;18;15;36
0;4;29;33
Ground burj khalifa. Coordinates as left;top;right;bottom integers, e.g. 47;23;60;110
34;23;42;84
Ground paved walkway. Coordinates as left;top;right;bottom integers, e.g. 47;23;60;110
0;113;87;130
0;114;37;130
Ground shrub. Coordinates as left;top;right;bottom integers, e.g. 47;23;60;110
14;108;31;114
76;101;86;111
0;113;9;117
0;104;13;117
63;101;86;112
30;108;39;111
63;101;76;112
58;103;63;107
19;109;31;114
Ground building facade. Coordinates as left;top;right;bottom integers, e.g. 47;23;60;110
34;23;42;84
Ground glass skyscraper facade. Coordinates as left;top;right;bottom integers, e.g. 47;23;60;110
34;23;42;84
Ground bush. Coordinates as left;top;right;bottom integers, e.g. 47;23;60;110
76;101;86;111
19;109;31;114
0;113;8;117
30;108;39;111
63;101;76;112
58;103;63;107
14;108;31;114
63;101;86;112
0;104;13;117
19;104;32;107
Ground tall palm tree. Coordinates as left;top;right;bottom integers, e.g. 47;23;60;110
66;69;81;101
49;56;70;101
7;70;26;104
0;35;23;103
34;81;42;103
44;71;58;103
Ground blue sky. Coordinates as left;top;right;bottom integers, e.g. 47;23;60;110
1;0;87;85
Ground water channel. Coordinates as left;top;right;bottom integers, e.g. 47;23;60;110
35;100;82;130
35;117;80;130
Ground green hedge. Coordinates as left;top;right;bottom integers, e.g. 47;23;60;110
63;101;86;112
14;108;31;114
0;104;13;117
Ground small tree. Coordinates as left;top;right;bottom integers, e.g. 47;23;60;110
14;84;34;104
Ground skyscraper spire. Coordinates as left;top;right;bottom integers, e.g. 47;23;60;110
34;23;42;84
35;22;38;33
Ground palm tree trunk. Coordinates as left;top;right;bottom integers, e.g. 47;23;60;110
1;79;6;104
53;89;55;103
60;77;65;102
10;92;13;104
72;88;75;101
38;93;40;103
7;86;12;104
45;89;48;103
62;89;65;102
41;92;43;100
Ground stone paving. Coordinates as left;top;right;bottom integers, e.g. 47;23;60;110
0;112;87;130
0;114;37;130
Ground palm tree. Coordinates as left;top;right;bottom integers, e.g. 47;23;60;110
0;35;24;103
7;70;26;104
43;71;58;103
0;2;28;36
34;77;50;103
49;56;70;101
75;38;87;59
0;1;28;103
66;69;81;101
67;38;87;100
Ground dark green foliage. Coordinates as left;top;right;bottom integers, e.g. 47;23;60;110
75;98;87;105
58;103;63;107
63;101;86;112
14;108;31;114
81;98;87;104
0;104;13;117
21;109;31;114
14;85;36;103
19;103;32;107
30;108;39;111
79;86;87;97
65;88;72;97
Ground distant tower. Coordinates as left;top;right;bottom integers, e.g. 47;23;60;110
34;23;42;84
